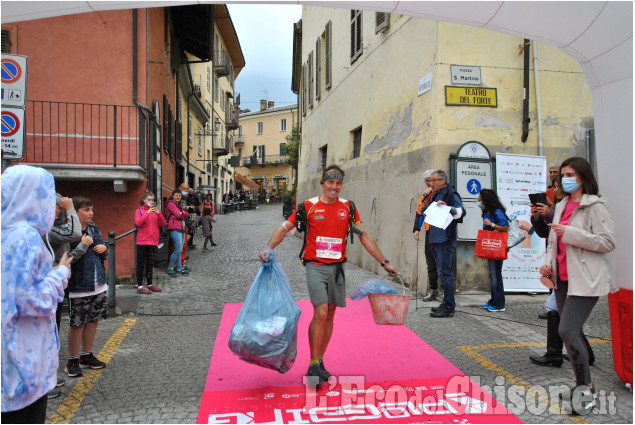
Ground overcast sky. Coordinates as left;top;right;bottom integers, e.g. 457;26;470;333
228;4;302;110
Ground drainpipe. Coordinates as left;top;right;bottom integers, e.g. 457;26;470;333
132;10;153;116
521;38;530;143
132;9;154;190
532;41;544;156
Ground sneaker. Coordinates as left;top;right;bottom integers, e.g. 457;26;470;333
211;243;217;246
137;287;151;295
305;363;324;386
47;388;62;399
431;304;444;313
65;359;83;377
318;359;331;382
147;285;161;292
571;385;597;415
166;267;177;277
181;265;192;272
482;303;491;310
56;378;65;388
202;247;209;251
484;304;506;312
178;268;190;275
422;291;438;302
79;353;106;370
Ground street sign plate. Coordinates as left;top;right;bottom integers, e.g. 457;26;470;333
1;107;25;159
445;86;497;107
1;54;27;108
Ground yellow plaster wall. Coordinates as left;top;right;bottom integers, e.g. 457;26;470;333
296;8;594;288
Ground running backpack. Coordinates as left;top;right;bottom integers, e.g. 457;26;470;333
296;200;357;264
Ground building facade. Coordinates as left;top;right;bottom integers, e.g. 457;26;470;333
2;5;243;276
292;8;595;291
233;101;298;200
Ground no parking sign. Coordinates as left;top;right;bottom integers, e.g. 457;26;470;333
1;54;27;108
1;108;24;159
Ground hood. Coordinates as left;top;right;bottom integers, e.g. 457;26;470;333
54;192;67;226
1;165;56;236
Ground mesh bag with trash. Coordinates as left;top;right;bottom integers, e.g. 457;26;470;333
228;249;302;373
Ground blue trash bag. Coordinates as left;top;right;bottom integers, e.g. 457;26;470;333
351;280;398;300
228;249;302;373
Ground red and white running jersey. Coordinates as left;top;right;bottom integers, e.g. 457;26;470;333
288;196;361;264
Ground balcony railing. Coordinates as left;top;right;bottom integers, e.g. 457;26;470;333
232;134;244;146
242;154;288;167
213;51;230;77
22;100;145;168
213;134;231;156
226;107;239;130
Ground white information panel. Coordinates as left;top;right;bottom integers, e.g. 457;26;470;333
496;153;547;292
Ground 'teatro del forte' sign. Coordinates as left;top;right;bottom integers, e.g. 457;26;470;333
445;86;498;108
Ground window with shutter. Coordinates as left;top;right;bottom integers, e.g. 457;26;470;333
325;21;332;89
352;127;362;158
375;12;390;33
308;52;314;109
302;64;307;116
257;122;263;135
316;38;321;101
188;116;193;147
163;96;169;153
1;30;11;53
280;143;287;156
350;10;363;63
320;146;327;174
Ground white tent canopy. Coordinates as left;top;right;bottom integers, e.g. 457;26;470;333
2;1;632;289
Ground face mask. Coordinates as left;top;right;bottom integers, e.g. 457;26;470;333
477;202;485;210
181;191;188;196
561;177;581;194
145;200;154;207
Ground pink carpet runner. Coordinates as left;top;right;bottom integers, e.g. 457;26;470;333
197;299;522;423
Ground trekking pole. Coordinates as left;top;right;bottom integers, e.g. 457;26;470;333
415;238;419;311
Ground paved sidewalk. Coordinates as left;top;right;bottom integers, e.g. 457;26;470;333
48;204;632;424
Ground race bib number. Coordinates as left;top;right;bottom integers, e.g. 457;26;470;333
316;236;343;260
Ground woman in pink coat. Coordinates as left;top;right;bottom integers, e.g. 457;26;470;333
135;192;167;294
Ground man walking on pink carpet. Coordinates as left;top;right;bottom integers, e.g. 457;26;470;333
260;164;399;386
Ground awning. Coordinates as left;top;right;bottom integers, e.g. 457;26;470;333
234;171;259;189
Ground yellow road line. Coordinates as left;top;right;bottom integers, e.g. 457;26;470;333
48;318;136;424
457;339;610;424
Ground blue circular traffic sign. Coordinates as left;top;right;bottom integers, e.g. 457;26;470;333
1;59;22;84
467;179;482;195
1;111;20;137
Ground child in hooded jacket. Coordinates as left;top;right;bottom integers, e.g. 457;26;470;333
1;165;73;423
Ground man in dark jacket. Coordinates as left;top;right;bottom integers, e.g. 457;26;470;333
425;170;464;318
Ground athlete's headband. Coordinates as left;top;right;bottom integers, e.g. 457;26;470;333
321;170;344;184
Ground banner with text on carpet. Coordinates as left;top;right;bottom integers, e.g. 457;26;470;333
198;376;522;424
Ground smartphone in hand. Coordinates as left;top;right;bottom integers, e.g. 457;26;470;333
528;192;548;205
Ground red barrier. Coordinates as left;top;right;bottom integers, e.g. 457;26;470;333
609;289;633;385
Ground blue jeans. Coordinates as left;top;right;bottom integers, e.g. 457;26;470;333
487;259;505;309
168;230;184;270
430;240;457;312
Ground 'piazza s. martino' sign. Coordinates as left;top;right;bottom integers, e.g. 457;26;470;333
451;65;481;85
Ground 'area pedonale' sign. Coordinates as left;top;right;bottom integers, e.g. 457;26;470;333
445;86;498;108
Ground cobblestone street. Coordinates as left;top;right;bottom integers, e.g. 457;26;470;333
48;204;632;424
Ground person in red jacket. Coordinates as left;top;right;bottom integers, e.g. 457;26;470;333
135;192;167;293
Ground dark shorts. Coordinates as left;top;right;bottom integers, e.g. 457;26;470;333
69;292;108;327
305;262;346;307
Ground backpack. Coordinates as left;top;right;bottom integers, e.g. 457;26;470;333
296;200;357;264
